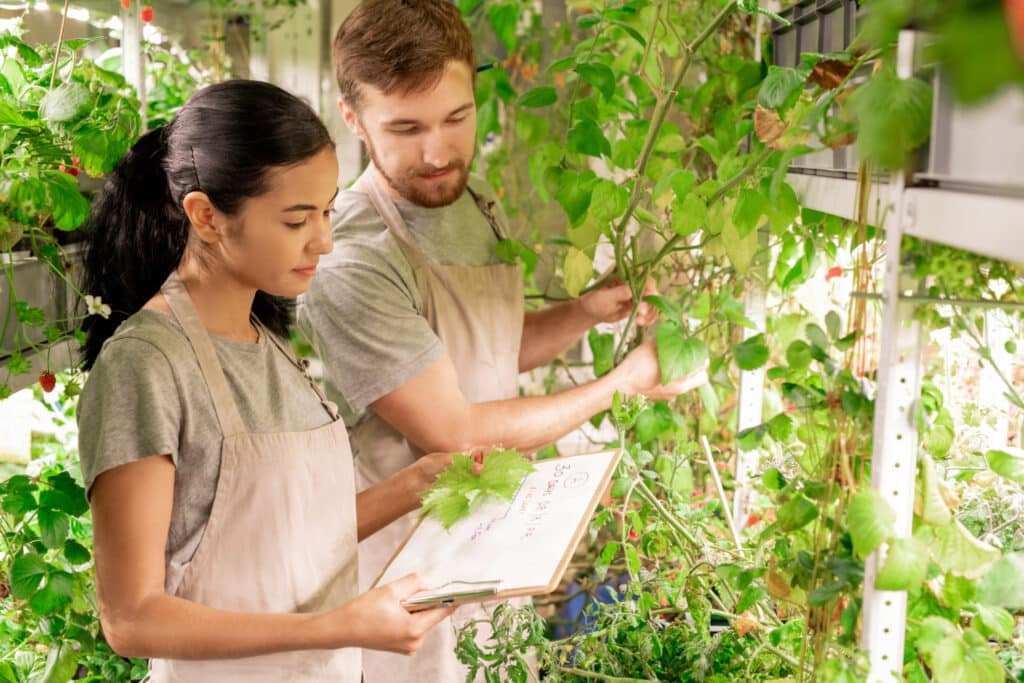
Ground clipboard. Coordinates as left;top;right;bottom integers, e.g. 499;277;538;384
373;449;622;610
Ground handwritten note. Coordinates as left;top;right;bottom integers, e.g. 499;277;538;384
377;450;620;593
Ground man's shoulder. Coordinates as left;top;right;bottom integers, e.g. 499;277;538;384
324;189;406;270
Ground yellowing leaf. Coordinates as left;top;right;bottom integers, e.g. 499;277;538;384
915;520;1001;580
563;247;593;298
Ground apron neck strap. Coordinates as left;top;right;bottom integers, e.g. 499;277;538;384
355;164;507;261
160;271;247;438
257;319;341;421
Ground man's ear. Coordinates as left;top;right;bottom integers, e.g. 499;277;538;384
182;191;227;245
339;98;366;142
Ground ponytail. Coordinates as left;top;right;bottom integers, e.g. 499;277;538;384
79;80;333;369
80;127;187;369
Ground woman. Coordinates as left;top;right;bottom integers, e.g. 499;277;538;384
77;80;452;682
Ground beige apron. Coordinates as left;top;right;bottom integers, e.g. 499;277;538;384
351;165;525;682
147;272;361;683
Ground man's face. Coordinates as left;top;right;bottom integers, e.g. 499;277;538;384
342;60;476;208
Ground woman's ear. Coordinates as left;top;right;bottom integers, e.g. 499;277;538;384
182;191;226;244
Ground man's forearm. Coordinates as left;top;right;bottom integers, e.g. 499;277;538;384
458;371;622;454
518;301;596;372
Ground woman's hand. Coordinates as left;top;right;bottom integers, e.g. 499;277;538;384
323;574;454;654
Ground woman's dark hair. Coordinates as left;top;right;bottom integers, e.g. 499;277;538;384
80;79;334;369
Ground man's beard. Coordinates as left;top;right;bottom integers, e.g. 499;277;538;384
366;138;472;208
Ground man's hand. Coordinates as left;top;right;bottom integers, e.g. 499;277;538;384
612;339;709;401
578;274;658;327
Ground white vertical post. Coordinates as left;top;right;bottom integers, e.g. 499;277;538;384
861;30;923;683
120;1;146;129
732;273;767;529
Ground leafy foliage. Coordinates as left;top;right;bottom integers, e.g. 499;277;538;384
420;449;535;530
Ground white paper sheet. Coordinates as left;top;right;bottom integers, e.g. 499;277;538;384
377;450;619;591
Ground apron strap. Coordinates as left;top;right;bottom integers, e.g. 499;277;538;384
160;271;247;438
355;166;431;272
465;184;507;241
257;319;341;422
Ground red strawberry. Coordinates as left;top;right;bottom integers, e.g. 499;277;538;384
746;513;761;528
1007;0;1024;60
140;4;153;22
825;265;843;281
59;163;79;177
120;0;130;9
39;372;56;393
628;529;639;540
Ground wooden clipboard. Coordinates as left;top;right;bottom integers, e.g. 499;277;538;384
373;449;622;609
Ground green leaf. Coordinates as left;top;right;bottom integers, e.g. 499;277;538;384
420;450;533;530
495;238;538;276
786;340;812;371
732;188;767;238
588;329;614;377
927;627;1004;683
875;536;930;590
517;86;558;108
478;449;535;499
568;119;611;158
656;321;707;384
575;63;616;101
551;168;598;226
973;605;1014;641
921;453;953;526
733;333;770;370
41;170;90;231
777;495;817;531
737;585;769;612
487;3;519;51
984;447;1024;484
37;508;69;549
720;216;760;275
758;66;806;111
34;640;80;683
624;543;641;577
767;181;800;229
915;520;1001;580
806;323;830;351
670;194;707;236
975;553;1024;609
737;424;767;451
29;571;74;614
767;414;794;442
636;402;674;443
847;489;895;559
763;467;787;492
562;247;593;298
63;539;91;565
916;616;957;659
595;541;620;581
807;580;845;606
10;552;48;599
849;68;933;170
825;311;842;340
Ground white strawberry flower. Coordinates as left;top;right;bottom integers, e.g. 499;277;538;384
84;294;112;319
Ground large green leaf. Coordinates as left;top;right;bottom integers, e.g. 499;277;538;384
848;68;933;170
41;170;90;231
486;2;519;51
37;508;69;549
984;447;1024;484
517;87;557;108
915;520;1000;579
732;188;768;238
777;494;817;531
10;552;48;599
847;488;895;559
927;627;1004;683
575;62;616;101
875;536;930;590
655;320;707;384
568;119;611;158
973;605;1014;641
550;168;599;226
733;333;770;370
670;194;707;236
757;66;806;111
975;553;1024;609
28;571;74;614
31;640;80;683
720;217;760;274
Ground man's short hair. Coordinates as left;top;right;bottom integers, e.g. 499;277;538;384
333;0;476;110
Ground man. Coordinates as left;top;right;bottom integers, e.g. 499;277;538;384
299;1;707;680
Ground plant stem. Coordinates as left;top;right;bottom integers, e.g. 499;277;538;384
556;667;659;683
49;0;72;90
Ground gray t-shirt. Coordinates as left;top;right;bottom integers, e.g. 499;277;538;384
77;309;334;593
297;175;506;426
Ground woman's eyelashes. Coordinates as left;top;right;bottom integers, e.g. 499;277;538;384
285;209;334;229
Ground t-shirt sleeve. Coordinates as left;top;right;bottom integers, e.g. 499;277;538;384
77;337;182;494
299;253;443;416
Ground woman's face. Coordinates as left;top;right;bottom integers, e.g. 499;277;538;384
215;146;339;298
